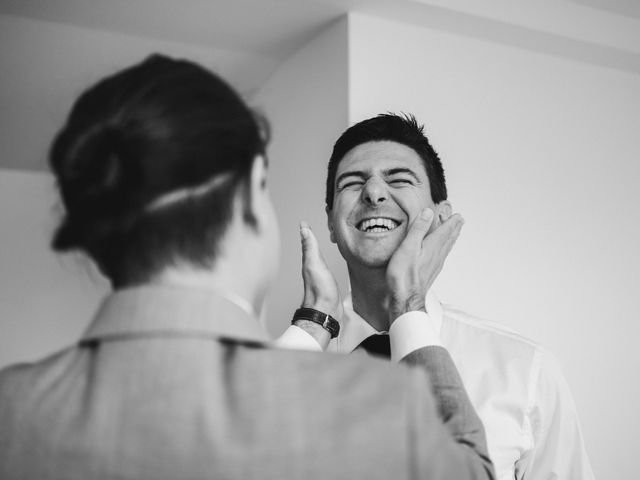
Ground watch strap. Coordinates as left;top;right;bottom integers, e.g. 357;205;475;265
292;307;340;339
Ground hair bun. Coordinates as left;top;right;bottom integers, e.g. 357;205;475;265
57;124;142;216
50;123;144;252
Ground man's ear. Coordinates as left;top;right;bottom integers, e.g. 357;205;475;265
435;200;453;227
326;206;337;244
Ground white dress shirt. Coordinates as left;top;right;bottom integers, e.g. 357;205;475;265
277;292;594;480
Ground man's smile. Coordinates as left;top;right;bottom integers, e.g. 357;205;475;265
356;217;401;233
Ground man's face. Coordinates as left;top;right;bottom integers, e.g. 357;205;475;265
327;140;436;268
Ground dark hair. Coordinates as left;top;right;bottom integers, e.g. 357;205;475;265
325;113;447;209
49;54;268;287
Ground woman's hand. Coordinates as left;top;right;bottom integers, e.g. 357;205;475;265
385;208;464;324
299;221;343;321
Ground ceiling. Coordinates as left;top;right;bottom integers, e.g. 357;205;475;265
0;0;364;60
1;0;639;172
1;0;639;66
571;0;640;20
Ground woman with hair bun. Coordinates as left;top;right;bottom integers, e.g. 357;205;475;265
0;54;285;478
0;55;494;480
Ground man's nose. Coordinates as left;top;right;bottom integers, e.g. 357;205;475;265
362;178;388;206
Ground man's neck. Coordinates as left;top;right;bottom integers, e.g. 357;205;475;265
348;264;391;332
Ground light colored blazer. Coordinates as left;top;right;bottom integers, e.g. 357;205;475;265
0;285;494;480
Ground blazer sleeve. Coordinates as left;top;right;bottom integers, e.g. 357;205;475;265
402;346;495;480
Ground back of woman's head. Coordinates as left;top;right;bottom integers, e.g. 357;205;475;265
50;54;267;287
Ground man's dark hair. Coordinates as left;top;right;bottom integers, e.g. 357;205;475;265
49;54;268;287
325;113;447;209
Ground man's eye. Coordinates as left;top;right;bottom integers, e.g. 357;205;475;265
390;179;412;186
340;181;364;189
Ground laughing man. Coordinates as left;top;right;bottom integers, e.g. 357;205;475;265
280;114;594;480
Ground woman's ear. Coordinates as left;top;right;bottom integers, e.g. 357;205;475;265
244;154;269;229
250;154;268;192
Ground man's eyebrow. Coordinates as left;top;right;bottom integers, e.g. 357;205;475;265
335;170;366;186
384;168;421;181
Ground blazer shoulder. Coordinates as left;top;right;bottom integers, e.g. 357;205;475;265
0;346;81;404
273;347;415;374
262;347;420;398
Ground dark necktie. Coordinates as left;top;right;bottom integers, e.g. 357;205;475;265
357;334;391;359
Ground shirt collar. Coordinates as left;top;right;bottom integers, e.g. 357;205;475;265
336;290;443;353
82;284;270;345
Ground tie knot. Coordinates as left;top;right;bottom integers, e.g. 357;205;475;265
357;334;391;359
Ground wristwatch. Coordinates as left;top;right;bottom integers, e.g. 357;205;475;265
292;307;340;339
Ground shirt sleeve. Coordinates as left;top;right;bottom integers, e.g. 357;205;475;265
516;349;595;480
389;311;442;362
274;325;323;352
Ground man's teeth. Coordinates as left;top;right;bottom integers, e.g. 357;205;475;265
358;218;399;232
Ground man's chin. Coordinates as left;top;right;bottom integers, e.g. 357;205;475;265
337;239;398;270
351;252;393;270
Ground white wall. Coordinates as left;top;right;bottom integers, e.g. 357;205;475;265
253;18;349;336
348;12;640;478
0;169;109;368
